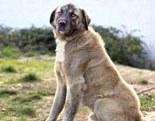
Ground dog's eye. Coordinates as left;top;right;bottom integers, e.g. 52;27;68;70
58;12;62;16
71;13;77;17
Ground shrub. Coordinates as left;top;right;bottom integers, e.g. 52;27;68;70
0;25;56;53
19;73;40;82
0;47;21;59
93;25;146;68
24;51;39;57
0;25;147;68
137;79;148;84
10;27;55;53
1;66;17;73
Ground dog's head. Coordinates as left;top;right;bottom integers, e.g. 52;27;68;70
50;3;91;36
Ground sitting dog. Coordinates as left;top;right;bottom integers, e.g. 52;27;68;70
46;3;147;121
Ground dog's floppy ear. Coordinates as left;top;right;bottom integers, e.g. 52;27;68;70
50;7;57;27
81;9;91;30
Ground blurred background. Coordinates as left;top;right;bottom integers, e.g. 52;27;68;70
0;1;155;121
0;0;155;69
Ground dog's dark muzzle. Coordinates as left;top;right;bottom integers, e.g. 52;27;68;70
58;20;67;31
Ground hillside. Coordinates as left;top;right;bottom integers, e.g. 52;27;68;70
0;56;154;121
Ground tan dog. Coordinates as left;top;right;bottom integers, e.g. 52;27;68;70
46;3;147;121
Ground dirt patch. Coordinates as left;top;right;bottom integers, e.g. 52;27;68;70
116;64;155;94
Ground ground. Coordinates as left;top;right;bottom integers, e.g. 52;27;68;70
0;55;154;121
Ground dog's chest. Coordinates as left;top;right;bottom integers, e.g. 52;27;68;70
55;40;66;62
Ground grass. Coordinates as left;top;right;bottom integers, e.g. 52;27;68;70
139;94;155;111
0;90;37;119
47;51;56;56
19;73;40;82
24;51;40;57
0;66;17;73
14;106;35;117
12;93;42;103
137;78;149;84
0;48;56;120
0;47;55;59
0;91;55;120
0;57;54;84
12;92;55;103
0;47;21;59
0;89;17;97
34;91;55;96
0;105;35;118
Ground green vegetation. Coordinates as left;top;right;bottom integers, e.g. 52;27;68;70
0;104;35;118
24;51;40;57
0;47;21;59
0;66;17;73
12;92;55;103
12;106;35;117
0;57;55;84
0;90;55;120
137;78;149;84
12;93;41;103
0;89;17;97
0;25;56;54
0;25;147;69
33;91;55;96
93;25;146;68
0;54;55;120
0;90;38;119
19;73;40;82
139;94;155;111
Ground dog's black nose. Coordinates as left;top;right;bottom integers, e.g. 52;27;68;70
59;21;67;26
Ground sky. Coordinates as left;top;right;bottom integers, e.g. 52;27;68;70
0;0;155;58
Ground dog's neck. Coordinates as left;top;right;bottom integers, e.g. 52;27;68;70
53;28;88;42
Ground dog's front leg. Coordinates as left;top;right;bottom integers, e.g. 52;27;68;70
46;62;66;121
63;75;86;121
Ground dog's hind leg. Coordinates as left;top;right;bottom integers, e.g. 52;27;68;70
94;98;125;121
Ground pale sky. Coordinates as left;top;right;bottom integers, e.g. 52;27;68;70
0;0;155;57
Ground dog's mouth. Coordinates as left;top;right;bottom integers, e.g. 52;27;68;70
58;29;72;36
58;25;66;33
57;26;74;36
58;28;69;34
58;30;66;34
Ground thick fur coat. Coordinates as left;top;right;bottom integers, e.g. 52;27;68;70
46;3;147;121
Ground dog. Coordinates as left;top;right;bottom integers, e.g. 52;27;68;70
46;3;147;121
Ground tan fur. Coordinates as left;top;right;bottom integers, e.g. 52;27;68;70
46;3;148;121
